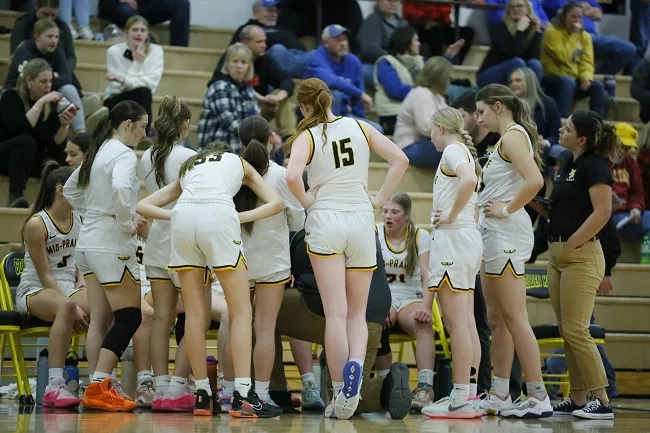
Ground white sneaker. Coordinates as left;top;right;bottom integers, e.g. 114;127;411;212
325;394;338;418
78;25;94;40
481;393;512;415
499;395;553;419
334;361;363;420
472;394;485;417
68;23;79;39
135;378;155;408
421;395;477;419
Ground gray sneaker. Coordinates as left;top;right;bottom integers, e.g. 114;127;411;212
302;381;325;410
136;379;155;408
411;384;434;411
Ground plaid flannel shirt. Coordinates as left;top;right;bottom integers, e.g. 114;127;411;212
197;76;260;153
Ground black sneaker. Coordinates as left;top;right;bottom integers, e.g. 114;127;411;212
8;195;28;208
193;389;213;416
380;362;412;420
572;398;614;420
553;396;584;416
229;389;283;418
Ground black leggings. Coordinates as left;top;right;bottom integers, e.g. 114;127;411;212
0;135;37;198
105;87;153;134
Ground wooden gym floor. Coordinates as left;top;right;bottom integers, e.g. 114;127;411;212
1;399;650;433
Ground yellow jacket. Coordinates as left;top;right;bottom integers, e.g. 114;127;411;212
541;25;594;81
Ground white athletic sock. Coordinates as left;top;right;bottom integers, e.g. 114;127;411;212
301;373;316;387
48;368;64;383
111;368;118;380
154;375;171;389
195;378;212;396
255;380;270;398
470;383;478;398
235;377;251;396
452;383;470;402
492;376;510;399
88;372;94;385
527;381;547;400
168;376;187;398
418;369;434;387
332;381;344;397
137;370;152;387
377;369;390;378
92;371;111;383
223;380;235;394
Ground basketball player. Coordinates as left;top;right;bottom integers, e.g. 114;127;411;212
135;144;285;417
63;101;148;412
234;119;304;405
139;95;197;412
16;162;89;408
284;78;409;419
475;84;552;418
375;192;435;410
419;107;482;419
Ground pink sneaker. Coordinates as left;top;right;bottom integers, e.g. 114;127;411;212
161;392;195;412
152;387;166;412
43;380;80;408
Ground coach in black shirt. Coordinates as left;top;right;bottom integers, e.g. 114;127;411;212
268;229;412;419
529;110;617;418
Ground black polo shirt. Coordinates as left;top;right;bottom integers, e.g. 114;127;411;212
550;150;613;238
289;229;391;325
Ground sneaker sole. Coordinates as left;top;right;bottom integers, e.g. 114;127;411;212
302;400;326;411
553;410;577;416
573;412;615;420
80;397;136;412
229;410;259;419
43;398;80;408
334;394;359;420
342;361;362;399
384;364;412;419
193;409;212;416
501;410;553;419
423;410;478;419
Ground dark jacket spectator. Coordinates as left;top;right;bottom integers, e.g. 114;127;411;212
637;139;650;210
5;39;71;90
631;57;650;123
356;1;407;64
276;0;363;42
486;0;550;27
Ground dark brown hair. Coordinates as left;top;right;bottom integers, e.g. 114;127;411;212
570;110;622;159
234;139;270;235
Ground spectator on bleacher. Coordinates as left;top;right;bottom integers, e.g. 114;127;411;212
610;123;650;248
6;19;86;133
373;26;424;135
393;57;451;169
64;132;89;168
543;0;635;78
98;0;190;47
529;110;619;419
198;43;260;152
104;15;163;136
631;50;650;123
638;125;650;210
510;67;561;146
268;227;413;419
277;0;363;43
304;24;381;132
540;2;607;118
0;59;74;208
630;0;650;70
209;25;296;140
477;0;543;87
59;0;92;39
486;0;550;29
356;0;407;86
402;2;474;64
10;0;80;89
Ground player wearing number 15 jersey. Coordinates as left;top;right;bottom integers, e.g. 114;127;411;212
284;78;409;419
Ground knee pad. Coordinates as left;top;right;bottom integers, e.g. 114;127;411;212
102;307;142;358
175;313;186;345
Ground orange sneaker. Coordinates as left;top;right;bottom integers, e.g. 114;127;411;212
81;378;138;412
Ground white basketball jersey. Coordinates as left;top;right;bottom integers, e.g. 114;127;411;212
179;152;244;206
243;161;304;280
377;223;430;293
432;143;478;228
21;210;81;283
139;145;196;268
306;116;372;212
478;124;533;208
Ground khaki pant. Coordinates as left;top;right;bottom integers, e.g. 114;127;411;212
547;241;608;392
270;288;384;413
261;91;297;137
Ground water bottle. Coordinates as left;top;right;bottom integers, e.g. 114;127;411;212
434;358;453;399
641;235;650;264
64;352;80;398
36;349;49;405
94;32;105;42
120;346;137;398
206;356;218;395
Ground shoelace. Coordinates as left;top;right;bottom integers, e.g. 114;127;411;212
582;399;603;412
556;397;573;409
510;395;530;408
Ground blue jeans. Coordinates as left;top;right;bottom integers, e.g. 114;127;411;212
402;138;442;169
99;0;190;46
59;0;90;26
362;63;375;89
477;57;543;87
267;44;313;78
613;210;650;241
592;34;636;75
541;75;607;118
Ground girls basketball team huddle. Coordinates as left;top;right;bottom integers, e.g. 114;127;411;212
19;78;561;419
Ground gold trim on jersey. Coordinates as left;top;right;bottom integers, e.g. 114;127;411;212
305;243;341;258
85;265;140;287
354;118;370;146
165;266;211;285
384;225;409;254
239;156;245;173
44;209;74;235
439;164;456;177
255;276;292;287
428;272;475;293
346;265;378;271
328;116;344;123
484;259;525;278
34;214;48;242
213;251;247;272
306;129;315;165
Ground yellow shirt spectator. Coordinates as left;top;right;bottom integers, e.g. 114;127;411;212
541;25;594;81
